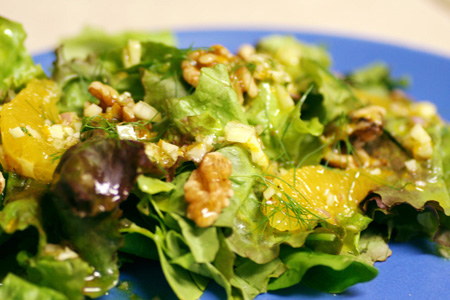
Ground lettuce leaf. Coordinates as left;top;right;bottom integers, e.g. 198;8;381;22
19;252;91;300
53;39;188;115
167;64;247;136
256;35;331;79
46;138;153;297
245;82;323;165
345;62;409;95
0;273;68;300
60;27;175;60
268;246;377;293
0;16;45;101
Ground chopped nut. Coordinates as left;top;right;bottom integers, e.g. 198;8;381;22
198;53;218;65
181;60;201;87
181;44;260;100
348;105;386;148
234;66;258;98
184;152;233;227
237;44;255;61
88;81;120;108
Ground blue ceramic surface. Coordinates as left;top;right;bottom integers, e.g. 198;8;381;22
33;30;450;300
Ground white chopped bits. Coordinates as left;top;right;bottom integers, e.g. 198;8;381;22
410;124;431;143
412;101;437;119
370;168;382;175
84;103;103;117
63;127;75;136
144;143;159;161
185;143;210;163
144;141;179;168
161;141;180;161
224;121;254;143
133;101;161;122
116;124;137;140
25;125;42;140
263;187;276;200
123;40;142;68
9;127;25;138
48;124;64;139
224;121;269;168
405;159;418;173
408;124;433;159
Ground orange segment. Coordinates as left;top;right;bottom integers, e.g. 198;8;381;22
1;79;61;182
262;165;379;231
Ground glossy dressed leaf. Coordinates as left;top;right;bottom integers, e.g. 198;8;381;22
137;175;175;195
142;69;190;112
60;27;176;60
171;214;220;263
0;273;68;300
0;198;46;250
53;138;150;217
256;35;331;79
22;254;91;300
0;16;45;101
215;146;258;227
167;64;247;136
268;246;378;293
48;138;153;297
345;62;409;95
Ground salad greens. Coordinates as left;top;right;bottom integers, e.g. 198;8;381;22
1;15;450;300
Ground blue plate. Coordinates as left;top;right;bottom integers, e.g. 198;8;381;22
33;30;450;300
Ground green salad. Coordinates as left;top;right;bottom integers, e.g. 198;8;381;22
1;16;450;300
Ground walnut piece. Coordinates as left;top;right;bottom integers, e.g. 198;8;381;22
184;152;234;227
348;105;386;148
181;45;258;103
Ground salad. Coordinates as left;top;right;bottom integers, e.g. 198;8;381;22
0;16;450;300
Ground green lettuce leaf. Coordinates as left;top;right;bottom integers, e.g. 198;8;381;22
245;81;323;165
46;138;152;297
19;251;91;300
256;35;331;79
345;62;409;95
170;214;220;263
0;273;68;300
60;27;175;60
121;224;208;300
268;246;377;293
142;69;190;112
0;16;45;101
0;197;46;281
137;175;175;195
215;146;258;227
358;229;392;264
53;39;188;115
167;64;247;136
301;59;361;123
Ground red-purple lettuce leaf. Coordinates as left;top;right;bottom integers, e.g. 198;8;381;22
49;138;152;297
